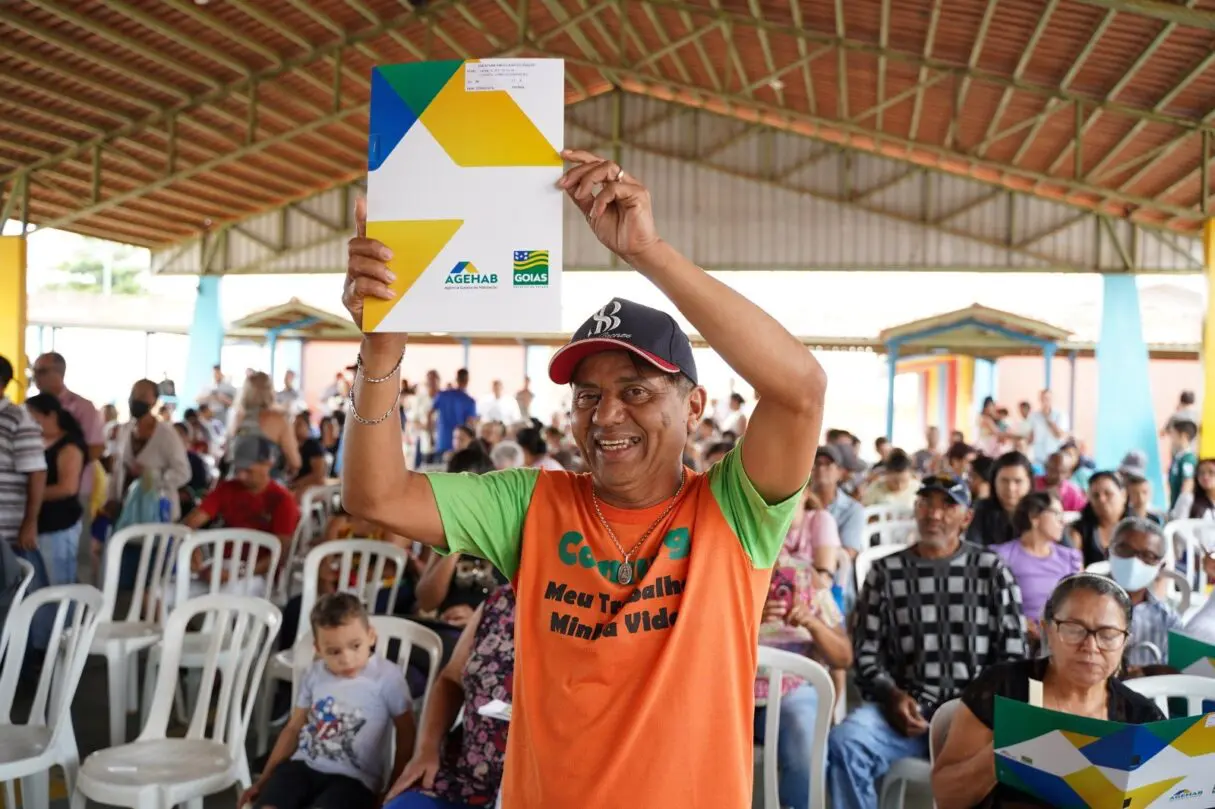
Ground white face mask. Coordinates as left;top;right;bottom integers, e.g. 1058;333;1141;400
1108;554;1161;593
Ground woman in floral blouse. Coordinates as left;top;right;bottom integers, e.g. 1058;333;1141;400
385;584;515;809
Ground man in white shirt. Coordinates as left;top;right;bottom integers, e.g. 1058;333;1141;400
516;377;535;422
410;370;439;466
1026;389;1069;466
479;379;522;426
276;369;302;414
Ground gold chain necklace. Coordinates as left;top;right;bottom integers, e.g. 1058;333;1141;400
591;471;686;585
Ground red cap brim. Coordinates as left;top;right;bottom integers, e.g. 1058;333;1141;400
548;337;681;384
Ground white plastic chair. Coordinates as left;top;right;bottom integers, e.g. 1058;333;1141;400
89;524;187;747
254;540;408;755
1061;511;1081;526
1123;673;1215;717
864;504;914;526
0;585;104;809
855;543;909;593
753;646;835;809
142;529;282;728
287;615;443;778
73;594;282;809
0;558;36;656
1165;519;1212;590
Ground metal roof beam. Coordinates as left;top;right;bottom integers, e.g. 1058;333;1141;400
637;3;696;86
908;0;943;141
787;0;819;117
977;0;1059;155
747;0;783;106
1069;0;1215;30
948;0;999;149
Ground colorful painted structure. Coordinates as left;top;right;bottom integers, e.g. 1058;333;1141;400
879;305;1073;441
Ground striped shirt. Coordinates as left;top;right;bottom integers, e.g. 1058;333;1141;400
852;540;1027;714
0;398;47;543
1126;591;1181;667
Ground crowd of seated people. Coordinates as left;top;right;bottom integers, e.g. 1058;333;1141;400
9;346;1215;809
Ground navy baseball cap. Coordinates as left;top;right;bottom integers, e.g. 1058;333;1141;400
917;473;972;508
548;298;698;385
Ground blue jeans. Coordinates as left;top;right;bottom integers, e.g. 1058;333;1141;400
38;522;80;587
17;522;81;650
384;792;478;809
754;683;821;809
827;702;929;809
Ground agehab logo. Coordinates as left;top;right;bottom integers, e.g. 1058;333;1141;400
1169;788;1203;802
445;261;497;289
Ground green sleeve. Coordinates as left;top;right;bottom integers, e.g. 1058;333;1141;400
426;467;540;580
706;441;804;569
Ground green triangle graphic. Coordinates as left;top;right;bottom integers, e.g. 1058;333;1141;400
377;60;464;118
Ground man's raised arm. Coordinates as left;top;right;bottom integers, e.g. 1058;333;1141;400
338;198;446;547
560;150;826;503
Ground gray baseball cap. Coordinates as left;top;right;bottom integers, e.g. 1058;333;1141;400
231;434;276;471
1118;450;1148;482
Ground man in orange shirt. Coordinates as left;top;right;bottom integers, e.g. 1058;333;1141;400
341;150;826;807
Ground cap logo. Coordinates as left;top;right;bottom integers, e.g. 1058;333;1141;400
591;301;622;335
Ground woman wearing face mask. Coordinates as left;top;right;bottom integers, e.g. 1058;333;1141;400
1067;472;1128;567
104;379;191;525
1170;457;1215;521
932;573;1162;809
965;452;1034;547
991;493;1081;652
1105;517;1179;672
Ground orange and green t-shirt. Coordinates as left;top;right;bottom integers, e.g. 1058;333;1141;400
427;444;801;809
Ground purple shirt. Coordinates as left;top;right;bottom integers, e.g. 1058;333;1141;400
992;539;1082;622
57;388;103;499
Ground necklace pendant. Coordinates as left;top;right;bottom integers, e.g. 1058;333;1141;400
617;561;634;585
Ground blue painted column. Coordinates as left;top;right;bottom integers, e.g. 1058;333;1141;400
1096;275;1164;508
885;341;899;440
1067;350;1078;428
461;338;471;369
183;275;224;410
973;358;997;408
1043;343;1056;391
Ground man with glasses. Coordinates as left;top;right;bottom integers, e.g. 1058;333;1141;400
32;352;104;495
827;473;1026;809
1105;516;1180;671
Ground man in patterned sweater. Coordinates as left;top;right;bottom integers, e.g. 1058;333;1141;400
827;473;1027;809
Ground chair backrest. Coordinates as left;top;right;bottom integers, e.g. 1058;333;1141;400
173;529;283;626
296;540;408;648
0;559;36;655
929;698;961;762
0;585;104;748
1160;569;1192;614
873;519;917;548
369;615;442;711
1161;519;1200;575
272;518;312;606
755;646;835;809
1123;673;1215;717
856;542;909;592
103;523;190;624
139;593;281;758
1062;511;1082;526
864;504;913;525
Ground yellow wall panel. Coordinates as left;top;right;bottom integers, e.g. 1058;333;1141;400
0;236;26;403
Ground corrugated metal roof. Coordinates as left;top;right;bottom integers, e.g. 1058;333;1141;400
1;0;1211;250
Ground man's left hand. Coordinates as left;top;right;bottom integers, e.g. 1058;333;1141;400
559;150;660;266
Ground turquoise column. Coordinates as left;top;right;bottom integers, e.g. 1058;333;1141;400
973;358;996;407
183;275;224;410
884;342;900;440
1096;275;1164;508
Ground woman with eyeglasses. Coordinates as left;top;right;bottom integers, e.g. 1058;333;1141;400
931;573;1163;809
